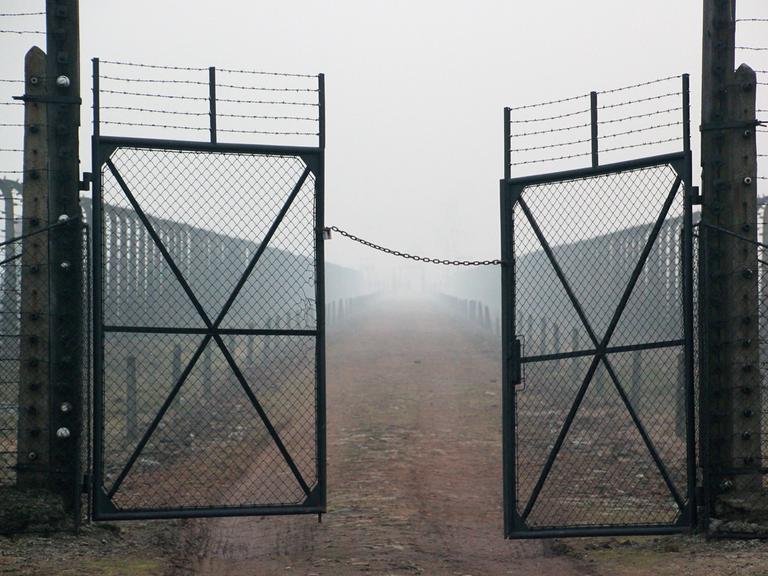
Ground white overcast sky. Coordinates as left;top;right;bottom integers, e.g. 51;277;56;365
2;1;766;274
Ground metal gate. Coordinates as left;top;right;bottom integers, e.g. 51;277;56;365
501;121;696;535
90;61;325;519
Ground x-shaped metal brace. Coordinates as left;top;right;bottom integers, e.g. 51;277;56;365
103;158;314;501
516;173;685;522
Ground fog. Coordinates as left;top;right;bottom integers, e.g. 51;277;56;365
2;0;767;293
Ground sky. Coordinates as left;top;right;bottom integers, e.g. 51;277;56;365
1;1;766;281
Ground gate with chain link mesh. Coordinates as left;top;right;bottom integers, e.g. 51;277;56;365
90;60;326;519
500;79;697;537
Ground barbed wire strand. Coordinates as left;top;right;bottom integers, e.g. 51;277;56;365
599;91;682;111
0;30;44;35
99;89;318;106
0;12;45;17
100;75;318;92
509;107;591;124
100;60;317;78
598;74;680;95
99;120;318;136
329;226;502;266
96;105;318;121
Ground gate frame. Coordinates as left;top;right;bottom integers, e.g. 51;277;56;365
500;85;696;539
89;60;326;520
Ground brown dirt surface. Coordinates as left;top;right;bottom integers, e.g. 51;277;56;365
0;520;179;575
6;296;768;575
170;297;591;575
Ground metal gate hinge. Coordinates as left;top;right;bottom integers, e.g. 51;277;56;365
322;227;332;240
509;338;522;385
12;94;83;105
691;186;702;205
79;172;92;191
700;120;762;132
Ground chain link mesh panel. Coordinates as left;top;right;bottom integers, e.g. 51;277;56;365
504;157;694;536
93;143;323;518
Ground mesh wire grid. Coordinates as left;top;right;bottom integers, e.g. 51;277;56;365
511;162;691;530
96;145;319;512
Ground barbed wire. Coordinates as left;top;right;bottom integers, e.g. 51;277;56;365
0;149;23;153
737;18;768;23
100;60;317;78
598;74;680;95
217;67;317;79
99;89;318;106
0;30;44;35
510;150;592;166
509;135;591;153
509;107;591;124
96;105;318;121
599;136;681;154
0;79;23;84
598;91;681;111
0;102;23;107
511;120;682;152
99;120;318;136
509;121;591;138
507;93;588;113
599;106;683;126
329;226;502;266
100;75;318;92
0;123;24;127
0;12;45;17
737;46;768;51
100;60;207;72
601;120;683;140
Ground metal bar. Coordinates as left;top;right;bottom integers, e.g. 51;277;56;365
95;135;321;157
601;357;686;510
504;107;511;179
507;524;688;540
106;335;212;499
104;159;213;328
93;58;99;137
318;74;325;150
102;325;317;336
93;503;323;521
208;67;216;144
213;167;311;327
314;122;326;511
522;339;685;363
518;197;600;346
590;91;598;167
505;152;685;187
681;72;697;527
212;334;311;496
500;180;516;536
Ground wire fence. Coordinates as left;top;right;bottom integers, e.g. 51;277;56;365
0;181;23;486
94;59;322;147
505;75;687;175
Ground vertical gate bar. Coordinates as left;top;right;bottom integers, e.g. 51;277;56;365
318;73;325;150
681;72;697;524
500;182;516;536
91;57;104;510
316;71;327;513
208;67;217;144
504;107;511;180
590;91;599;168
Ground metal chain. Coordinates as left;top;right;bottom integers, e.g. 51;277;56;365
328;226;503;266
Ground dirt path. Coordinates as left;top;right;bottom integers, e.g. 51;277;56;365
173;296;589;576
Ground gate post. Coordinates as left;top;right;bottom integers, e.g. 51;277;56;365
700;0;762;523
17;47;51;491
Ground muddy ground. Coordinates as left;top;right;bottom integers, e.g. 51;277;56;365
3;296;768;575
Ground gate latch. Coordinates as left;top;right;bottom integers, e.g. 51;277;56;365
508;338;523;386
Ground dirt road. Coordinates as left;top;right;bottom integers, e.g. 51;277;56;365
173;296;589;576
